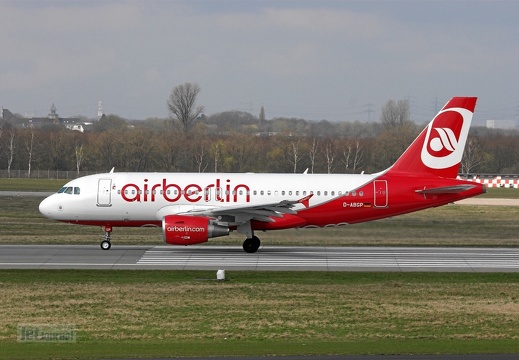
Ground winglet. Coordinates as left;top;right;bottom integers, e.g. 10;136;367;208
298;194;313;208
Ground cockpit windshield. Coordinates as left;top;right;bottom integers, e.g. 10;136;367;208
57;186;80;195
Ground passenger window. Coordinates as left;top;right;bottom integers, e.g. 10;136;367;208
359;191;364;196
317;191;321;196
267;190;271;196
324;191;328;196
260;190;264;195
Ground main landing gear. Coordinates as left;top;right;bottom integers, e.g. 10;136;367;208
243;236;260;253
238;221;261;253
100;225;112;250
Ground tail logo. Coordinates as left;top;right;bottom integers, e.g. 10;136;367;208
421;107;473;170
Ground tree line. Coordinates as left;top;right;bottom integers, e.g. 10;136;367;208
1;113;519;177
1;83;518;177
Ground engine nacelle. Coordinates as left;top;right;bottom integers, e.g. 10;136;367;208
162;215;229;245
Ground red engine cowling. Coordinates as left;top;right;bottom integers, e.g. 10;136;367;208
162;215;229;245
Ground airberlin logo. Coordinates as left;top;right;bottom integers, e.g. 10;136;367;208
421;107;473;170
119;178;251;203
166;226;205;233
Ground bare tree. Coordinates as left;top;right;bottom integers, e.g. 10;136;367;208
351;139;363;173
380;99;412;129
461;136;485;174
6;129;16;178
211;141;223;173
194;143;208;173
342;140;352;173
75;142;85;176
167;82;204;134
308;138;319;174
323;139;336;174
342;139;364;174
24;127;35;178
286;140;303;173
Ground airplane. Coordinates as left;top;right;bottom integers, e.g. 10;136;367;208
39;97;485;253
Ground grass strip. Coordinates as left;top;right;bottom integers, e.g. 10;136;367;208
1;270;518;359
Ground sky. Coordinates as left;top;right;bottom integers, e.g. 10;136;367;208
1;0;518;125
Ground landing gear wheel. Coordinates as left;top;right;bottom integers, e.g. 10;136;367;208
243;236;260;253
101;225;112;250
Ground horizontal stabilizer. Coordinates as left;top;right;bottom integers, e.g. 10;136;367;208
415;184;477;195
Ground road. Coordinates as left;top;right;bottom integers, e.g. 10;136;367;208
1;245;518;272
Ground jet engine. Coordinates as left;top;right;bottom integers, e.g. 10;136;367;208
162;215;229;245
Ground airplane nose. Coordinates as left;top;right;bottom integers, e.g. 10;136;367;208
39;195;60;219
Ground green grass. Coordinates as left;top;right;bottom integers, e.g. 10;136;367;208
480;186;519;199
1;270;519;359
0;178;67;192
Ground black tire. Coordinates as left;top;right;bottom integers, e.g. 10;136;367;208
243;236;260;253
100;240;111;250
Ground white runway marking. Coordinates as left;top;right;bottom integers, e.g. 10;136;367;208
136;246;519;272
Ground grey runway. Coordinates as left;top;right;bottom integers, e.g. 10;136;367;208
0;245;518;272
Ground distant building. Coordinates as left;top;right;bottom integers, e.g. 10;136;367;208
486;119;517;130
1;104;88;132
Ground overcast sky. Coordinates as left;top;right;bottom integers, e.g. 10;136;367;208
1;0;518;125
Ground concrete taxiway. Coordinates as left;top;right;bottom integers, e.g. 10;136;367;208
0;245;518;272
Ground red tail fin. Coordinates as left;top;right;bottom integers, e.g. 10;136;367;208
388;97;477;178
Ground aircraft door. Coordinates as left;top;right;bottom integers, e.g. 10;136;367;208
97;179;112;207
374;180;388;208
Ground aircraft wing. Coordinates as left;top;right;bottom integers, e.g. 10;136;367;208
177;194;313;223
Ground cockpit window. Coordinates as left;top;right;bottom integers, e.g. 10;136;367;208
57;186;80;195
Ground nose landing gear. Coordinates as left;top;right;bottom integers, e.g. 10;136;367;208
100;225;112;250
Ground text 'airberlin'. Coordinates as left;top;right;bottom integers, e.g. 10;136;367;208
120;178;250;203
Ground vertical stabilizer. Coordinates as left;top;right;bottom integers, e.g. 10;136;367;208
388;97;477;178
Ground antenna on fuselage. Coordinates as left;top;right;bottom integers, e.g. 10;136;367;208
109;167;115;173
